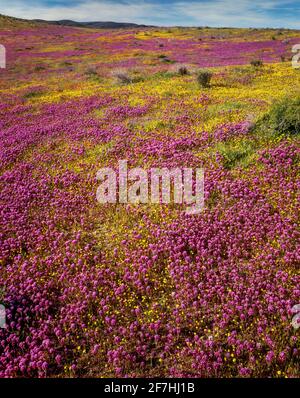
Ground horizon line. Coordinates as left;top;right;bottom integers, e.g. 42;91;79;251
1;13;300;31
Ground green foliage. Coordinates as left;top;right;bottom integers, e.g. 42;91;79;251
254;96;300;137
23;91;41;99
34;65;46;72
250;59;263;67
177;65;189;75
197;69;213;88
217;140;256;169
0;287;5;305
152;70;177;80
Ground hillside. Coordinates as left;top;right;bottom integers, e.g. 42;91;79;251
0;13;299;378
34;19;153;29
0;14;153;30
0;14;40;28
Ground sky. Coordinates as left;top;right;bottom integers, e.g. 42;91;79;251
0;0;300;29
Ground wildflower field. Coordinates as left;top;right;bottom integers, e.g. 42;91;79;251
0;15;299;378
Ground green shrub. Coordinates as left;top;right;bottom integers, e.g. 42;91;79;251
34;65;46;71
250;59;263;67
162;58;176;64
24;91;43;99
254;97;300;137
217;140;255;169
174;64;189;75
197;69;213;88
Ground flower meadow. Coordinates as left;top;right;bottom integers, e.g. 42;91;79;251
0;15;299;378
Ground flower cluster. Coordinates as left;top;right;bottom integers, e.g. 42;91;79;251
0;20;299;377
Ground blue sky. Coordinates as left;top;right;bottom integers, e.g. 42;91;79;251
0;0;299;28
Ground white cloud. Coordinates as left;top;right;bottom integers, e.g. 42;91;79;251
0;0;299;28
174;0;300;28
0;1;167;23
